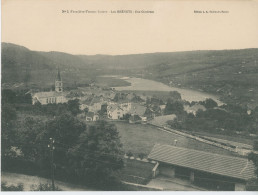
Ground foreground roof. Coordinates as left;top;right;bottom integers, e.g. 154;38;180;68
148;144;255;181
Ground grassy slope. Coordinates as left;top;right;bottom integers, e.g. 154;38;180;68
146;49;258;108
112;121;238;157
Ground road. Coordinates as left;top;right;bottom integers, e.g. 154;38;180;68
1;172;95;191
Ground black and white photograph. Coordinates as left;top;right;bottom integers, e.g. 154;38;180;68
1;0;258;191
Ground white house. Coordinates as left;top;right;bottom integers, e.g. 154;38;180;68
32;91;67;105
107;105;125;120
119;102;131;112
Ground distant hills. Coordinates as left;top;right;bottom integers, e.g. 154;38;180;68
2;43;93;87
2;42;258;108
3;42;258;72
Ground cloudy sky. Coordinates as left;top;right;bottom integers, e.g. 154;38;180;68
2;0;258;55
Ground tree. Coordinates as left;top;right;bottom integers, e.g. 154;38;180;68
67;99;80;116
1;104;18;156
36;113;86;167
1;182;24;191
169;91;182;100
200;98;218;109
121;113;131;121
164;99;184;115
43;114;85;146
83;107;89;114
254;140;258;151
67;120;124;188
16;116;47;160
2;89;17;105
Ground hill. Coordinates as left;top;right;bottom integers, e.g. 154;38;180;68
2;42;258;107
1;43;96;88
144;49;258;108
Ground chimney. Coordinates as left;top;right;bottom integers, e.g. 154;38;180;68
174;139;177;146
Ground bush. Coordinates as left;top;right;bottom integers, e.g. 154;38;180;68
138;153;146;160
30;183;62;191
1;182;24;191
126;151;133;157
253;140;258;151
200;98;218;109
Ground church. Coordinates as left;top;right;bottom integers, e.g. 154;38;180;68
32;67;68;105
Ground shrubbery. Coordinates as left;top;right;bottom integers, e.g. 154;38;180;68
1;182;24;191
30;183;62;191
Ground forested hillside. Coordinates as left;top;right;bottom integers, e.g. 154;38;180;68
2;42;258;107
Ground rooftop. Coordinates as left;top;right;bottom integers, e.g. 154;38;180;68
129;103;146;116
108;104;123;112
33;91;67;98
148;144;255;181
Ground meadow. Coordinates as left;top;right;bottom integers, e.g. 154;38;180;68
111;121;237;157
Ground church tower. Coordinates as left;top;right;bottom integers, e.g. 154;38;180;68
55;66;63;93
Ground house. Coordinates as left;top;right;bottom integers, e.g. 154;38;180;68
107;105;124;120
129;103;146;116
144;107;162;119
144;107;155;119
118;101;131;113
148;144;255;191
79;103;88;111
129;114;142;124
86;112;99;121
32;67;68;105
184;104;206;115
88;102;102;113
129;115;147;124
66;90;84;99
80;96;107;113
159;105;166;114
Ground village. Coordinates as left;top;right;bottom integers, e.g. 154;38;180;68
2;0;258;191
30;68;216;127
31;68;165;124
12;67;255;191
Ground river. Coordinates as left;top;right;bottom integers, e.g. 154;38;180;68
111;76;222;105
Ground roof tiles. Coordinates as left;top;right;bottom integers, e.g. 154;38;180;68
148;144;255;181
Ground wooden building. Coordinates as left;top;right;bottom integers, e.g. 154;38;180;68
148;144;255;191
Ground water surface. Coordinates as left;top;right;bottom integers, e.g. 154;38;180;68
113;77;222;104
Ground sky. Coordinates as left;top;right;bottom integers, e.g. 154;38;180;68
2;0;258;55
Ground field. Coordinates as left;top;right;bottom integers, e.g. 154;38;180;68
112;121;238;157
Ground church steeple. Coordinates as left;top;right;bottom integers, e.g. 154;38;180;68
55;66;63;93
56;66;62;81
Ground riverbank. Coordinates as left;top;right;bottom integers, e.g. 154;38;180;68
111;76;223;105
